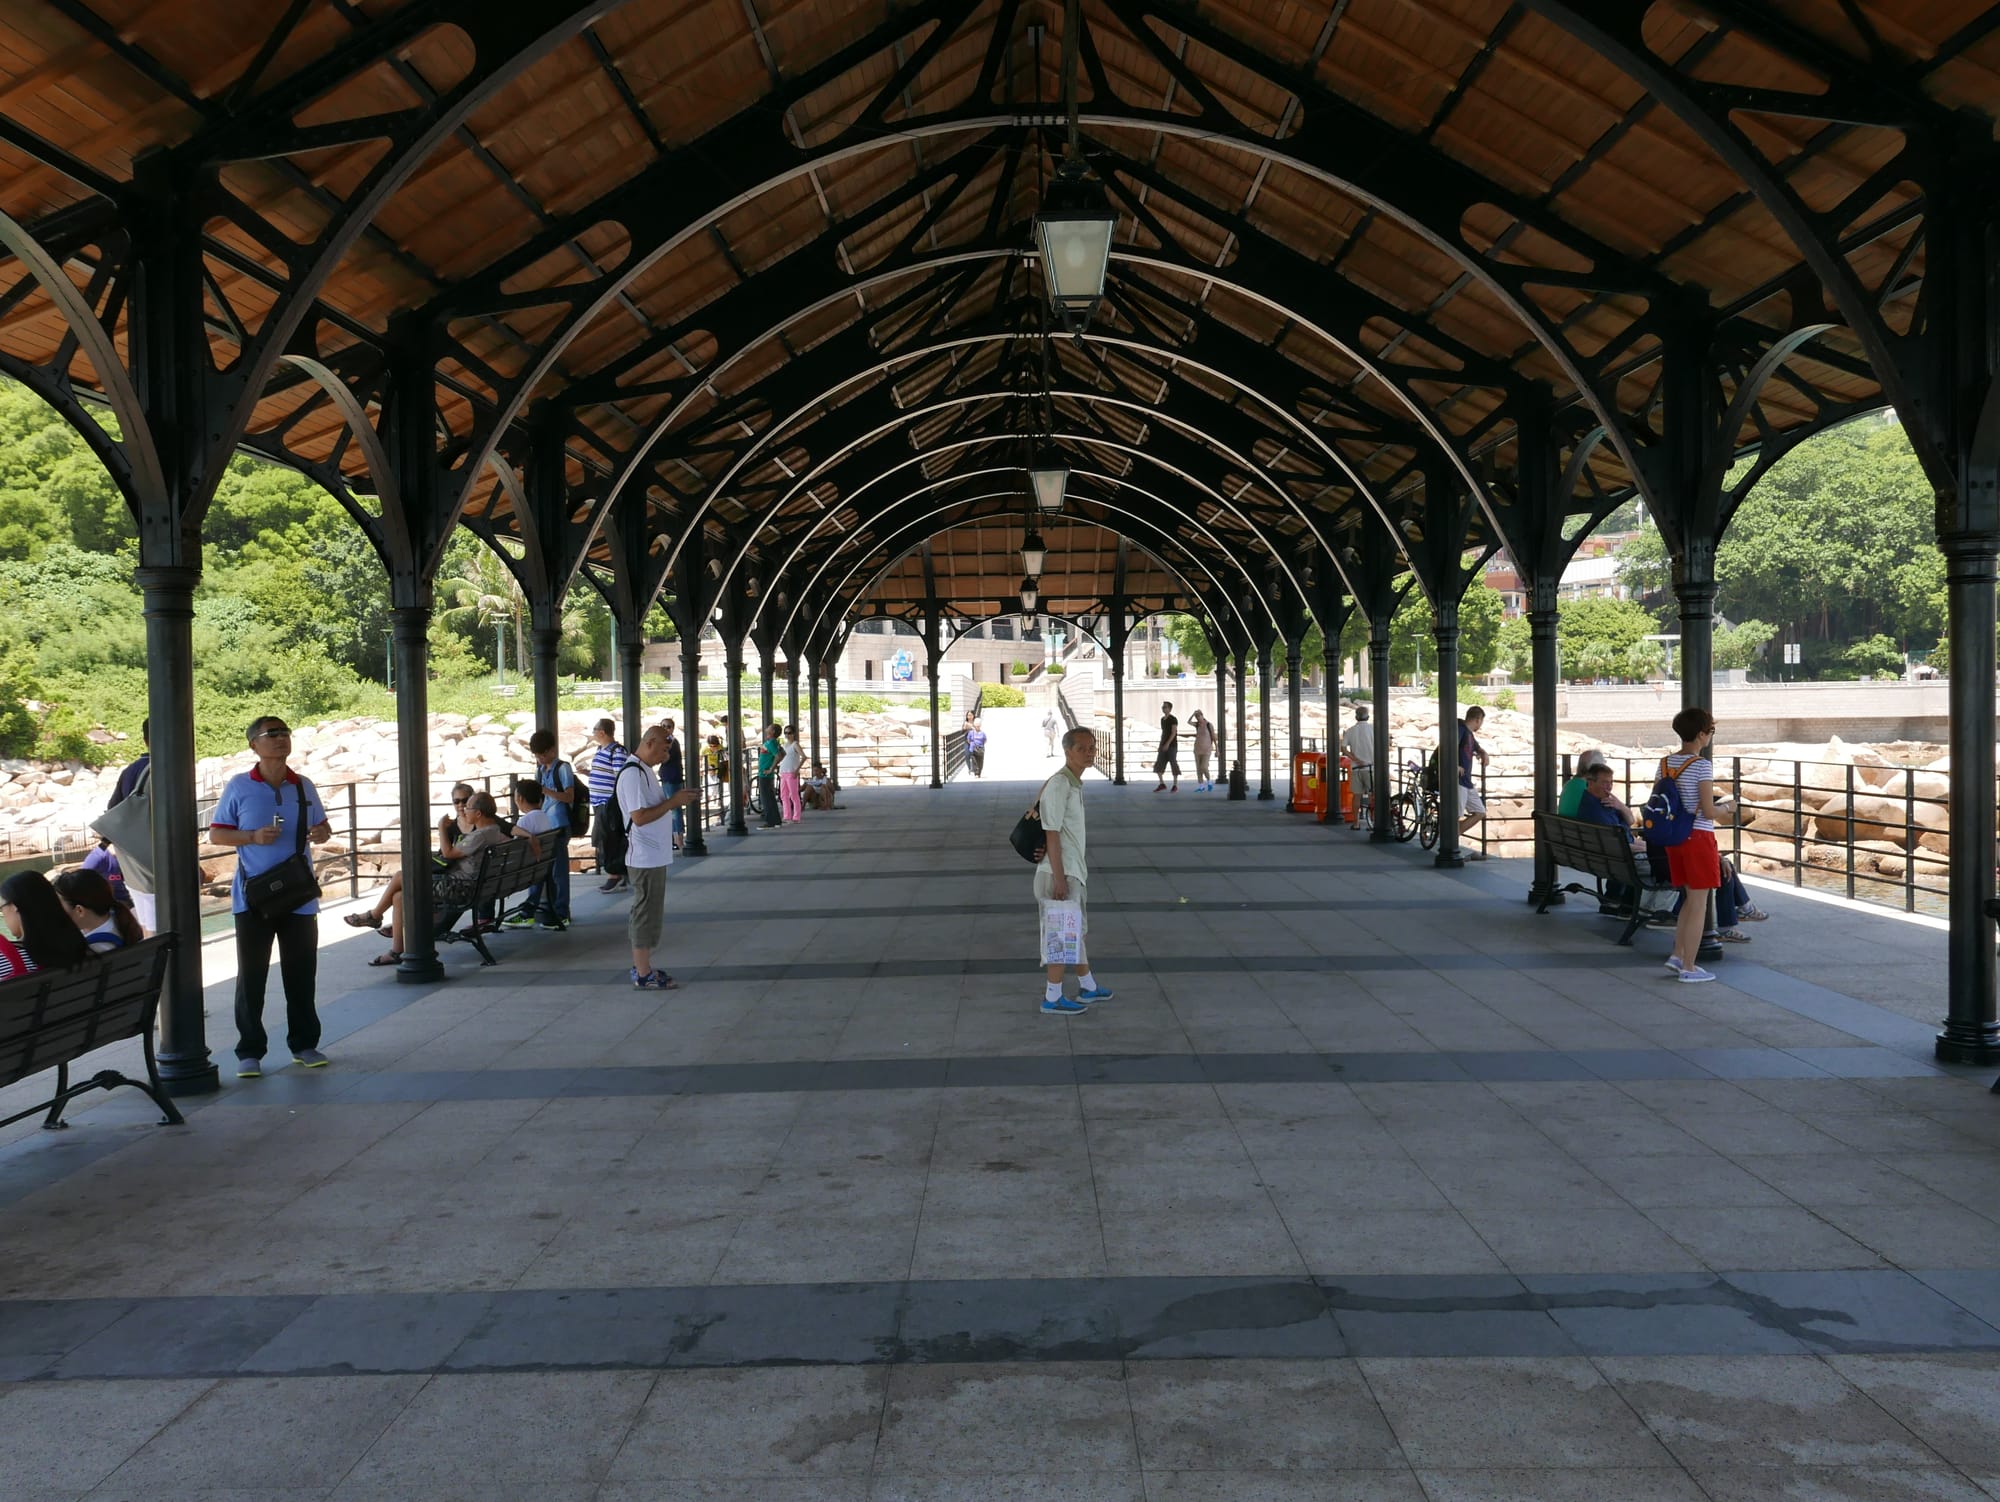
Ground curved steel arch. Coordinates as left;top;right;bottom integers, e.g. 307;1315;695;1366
673;313;1390;588
713;394;1332;626
414;57;1697;545
792;481;1265;660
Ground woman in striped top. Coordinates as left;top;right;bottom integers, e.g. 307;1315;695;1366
1663;706;1723;984
0;871;93;982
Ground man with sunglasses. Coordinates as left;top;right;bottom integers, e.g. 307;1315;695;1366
210;717;333;1078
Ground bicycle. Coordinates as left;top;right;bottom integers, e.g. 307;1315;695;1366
1388;760;1440;849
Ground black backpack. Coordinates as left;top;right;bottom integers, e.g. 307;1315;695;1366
1422;747;1442;794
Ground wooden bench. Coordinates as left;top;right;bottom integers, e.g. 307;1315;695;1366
0;935;183;1131
1533;810;1679;946
435;837;560;967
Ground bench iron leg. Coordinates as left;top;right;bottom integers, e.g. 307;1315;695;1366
142;1031;186;1125
41;1062;70;1130
1618;909;1645;946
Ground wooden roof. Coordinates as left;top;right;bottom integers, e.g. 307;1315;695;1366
1;0;1994;648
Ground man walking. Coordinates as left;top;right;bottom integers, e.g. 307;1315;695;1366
1457;705;1490;856
1153;700;1180;792
619;726;700;990
588;718;629;892
1340;705;1374;825
1041;708;1060;757
1035;726;1114;1015
209;717;333;1077
1190;708;1214;791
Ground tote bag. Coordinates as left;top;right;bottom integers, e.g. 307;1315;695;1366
89;766;155;894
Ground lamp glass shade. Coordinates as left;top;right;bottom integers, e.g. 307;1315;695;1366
1030;462;1068;513
1019;611;1038;635
1036;209;1115;311
1020;529;1048;576
1019;577;1039;612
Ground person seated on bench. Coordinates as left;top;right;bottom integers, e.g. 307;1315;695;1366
1671;856;1768;942
0;870;92;980
1558;749;1628;818
805;763;833;811
1571;764;1645;915
503;781;561;929
350;793;532;964
52;868;143;953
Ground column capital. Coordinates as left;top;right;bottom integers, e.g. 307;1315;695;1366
133;563;201;598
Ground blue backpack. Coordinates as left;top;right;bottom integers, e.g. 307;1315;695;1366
1639;755;1698;847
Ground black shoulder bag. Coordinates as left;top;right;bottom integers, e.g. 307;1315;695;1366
246;780;324;920
1009;776;1053;863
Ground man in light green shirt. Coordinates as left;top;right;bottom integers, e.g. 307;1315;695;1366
1034;726;1113;1014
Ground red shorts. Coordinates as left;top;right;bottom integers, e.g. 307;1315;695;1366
1667;829;1720;890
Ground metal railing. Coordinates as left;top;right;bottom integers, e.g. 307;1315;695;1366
1054;685;1114;780
1369;740;1952;918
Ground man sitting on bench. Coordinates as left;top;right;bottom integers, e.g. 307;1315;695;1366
348;792;537;966
1572;763;1644;915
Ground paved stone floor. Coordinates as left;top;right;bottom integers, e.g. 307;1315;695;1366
3;767;1999;1501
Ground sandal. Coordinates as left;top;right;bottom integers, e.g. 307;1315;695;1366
344;912;384;929
368;951;401;967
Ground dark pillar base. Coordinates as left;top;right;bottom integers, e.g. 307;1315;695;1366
1434;849;1465;870
1256;788;1274;802
1527;882;1567;907
396;956;445;983
1936;1027;2000;1067
1227;763;1247;801
156;1052;220;1095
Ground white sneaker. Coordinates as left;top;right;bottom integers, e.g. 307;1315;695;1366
1678;966;1717;984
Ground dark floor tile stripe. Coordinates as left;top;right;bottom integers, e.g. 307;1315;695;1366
13;1268;1998;1380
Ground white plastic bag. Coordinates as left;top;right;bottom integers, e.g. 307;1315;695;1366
1039;898;1083;967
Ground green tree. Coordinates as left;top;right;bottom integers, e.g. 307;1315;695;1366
1842;633;1904;679
1714;618;1775;672
1162;614;1218;674
1615;417;1943;675
1556;595;1658;680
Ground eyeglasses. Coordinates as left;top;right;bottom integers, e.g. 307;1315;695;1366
254;727;292;740
452;797;468;806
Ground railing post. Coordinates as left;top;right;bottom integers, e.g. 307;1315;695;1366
347;782;359;900
1845;764;1857;901
1792;761;1804;889
1904;762;1917;913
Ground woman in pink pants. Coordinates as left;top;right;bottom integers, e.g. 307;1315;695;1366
778;725;805;823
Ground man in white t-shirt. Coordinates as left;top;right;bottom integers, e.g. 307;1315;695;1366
1339;705;1375;822
618;726;699;991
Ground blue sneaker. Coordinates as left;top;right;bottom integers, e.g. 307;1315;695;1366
1040;996;1089;1015
1076;985;1114;1003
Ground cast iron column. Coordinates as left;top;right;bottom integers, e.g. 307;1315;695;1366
926;615;943;789
1527;583;1564;906
786;665;800;732
1214;658;1227;773
679;634;708;857
136;564;216;1093
758;660;775;740
1676;539;1717;712
1256;641;1275;800
530;614;561;740
1229;652;1248;800
826;669;841;797
617;623;645;754
1433;602;1464;869
1284;638;1303;809
808;673;822;772
725;639;750;836
1370;621;1393;843
1939;532;2000;1064
390;599;443;981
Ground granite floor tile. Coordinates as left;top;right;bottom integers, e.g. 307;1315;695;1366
1125;1359;1401;1471
1360;1356;1676;1468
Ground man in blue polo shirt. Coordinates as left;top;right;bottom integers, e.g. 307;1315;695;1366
209;716;333;1078
587;718;629;892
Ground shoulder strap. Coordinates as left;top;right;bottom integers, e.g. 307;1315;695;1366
0;933;29;975
294;780;310;854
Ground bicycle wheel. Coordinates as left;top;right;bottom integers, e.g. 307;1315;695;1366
1417;799;1439;850
1390;792;1418;843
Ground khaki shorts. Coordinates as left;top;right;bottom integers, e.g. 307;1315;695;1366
1461;784;1486;817
1032;869;1087;933
628;864;668;950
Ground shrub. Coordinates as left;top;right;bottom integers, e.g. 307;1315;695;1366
1046;664;1066;677
1010;660;1032;675
980;684;1026;708
1493;688;1517;711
